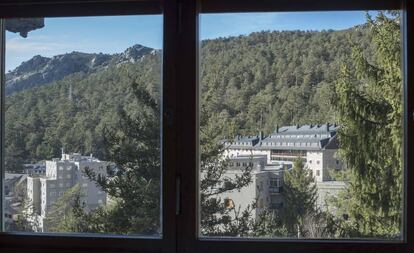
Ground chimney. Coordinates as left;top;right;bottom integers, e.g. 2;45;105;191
259;131;263;140
275;124;279;133
326;123;330;131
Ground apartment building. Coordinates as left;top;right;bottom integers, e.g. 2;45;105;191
220;124;346;215
211;155;286;220
223;124;343;182
27;152;107;231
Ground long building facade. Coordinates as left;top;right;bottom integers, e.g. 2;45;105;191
27;152;107;231
223;124;343;182
218;124;346;216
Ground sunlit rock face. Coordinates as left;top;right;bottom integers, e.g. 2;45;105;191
5;18;45;38
5;45;156;95
3;18;157;95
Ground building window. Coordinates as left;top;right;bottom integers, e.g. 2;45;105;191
270;179;280;187
316;170;321;177
224;198;235;209
258;199;264;208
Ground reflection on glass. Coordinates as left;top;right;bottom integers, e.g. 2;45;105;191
199;11;403;239
3;16;163;236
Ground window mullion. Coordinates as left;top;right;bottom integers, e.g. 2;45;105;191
174;0;198;253
162;0;180;252
0;18;5;234
404;0;414;246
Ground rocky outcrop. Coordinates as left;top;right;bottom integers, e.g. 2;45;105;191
115;44;153;64
4;19;156;94
5;44;155;95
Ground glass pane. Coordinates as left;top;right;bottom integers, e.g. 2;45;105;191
2;15;163;236
198;11;403;239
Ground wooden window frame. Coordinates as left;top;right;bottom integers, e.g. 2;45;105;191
0;1;178;253
177;0;414;253
0;0;413;253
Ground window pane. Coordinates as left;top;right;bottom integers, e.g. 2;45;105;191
198;11;404;239
2;16;163;236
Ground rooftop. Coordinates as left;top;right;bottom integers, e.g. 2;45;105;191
224;124;338;151
59;152;102;163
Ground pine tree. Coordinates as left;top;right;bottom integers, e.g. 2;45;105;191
333;12;402;238
84;80;161;235
199;108;255;236
44;184;84;232
283;158;318;237
13;197;40;232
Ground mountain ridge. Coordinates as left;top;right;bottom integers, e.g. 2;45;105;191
5;44;156;95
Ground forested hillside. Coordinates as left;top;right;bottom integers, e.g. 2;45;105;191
5;26;373;172
5;52;161;172
200;27;374;136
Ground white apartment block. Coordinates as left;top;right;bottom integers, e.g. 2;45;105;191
27;152;107;231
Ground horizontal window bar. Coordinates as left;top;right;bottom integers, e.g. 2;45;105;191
0;0;162;18
197;239;406;253
0;233;165;252
201;0;402;13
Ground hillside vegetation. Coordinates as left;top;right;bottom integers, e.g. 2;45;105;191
5;27;373;171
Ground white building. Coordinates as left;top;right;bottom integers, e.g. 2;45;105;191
220;124;346;215
210;155;287;220
27;152;107;231
4;173;27;231
223;124;343;183
315;181;347;212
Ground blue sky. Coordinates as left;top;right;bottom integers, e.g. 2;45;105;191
6;11;372;71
